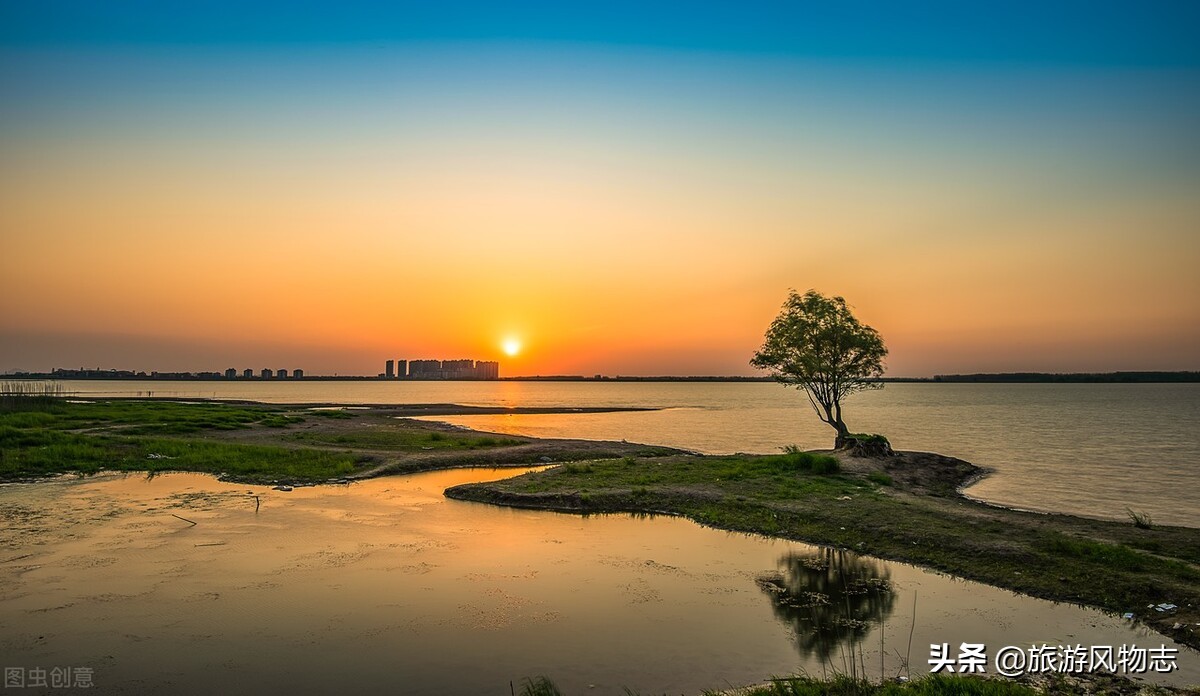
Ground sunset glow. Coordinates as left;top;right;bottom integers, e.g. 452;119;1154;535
1;3;1198;377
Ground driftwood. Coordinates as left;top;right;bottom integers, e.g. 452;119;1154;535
170;513;197;526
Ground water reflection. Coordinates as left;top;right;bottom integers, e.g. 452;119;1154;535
757;548;897;666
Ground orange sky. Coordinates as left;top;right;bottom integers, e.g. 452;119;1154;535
2;45;1198;376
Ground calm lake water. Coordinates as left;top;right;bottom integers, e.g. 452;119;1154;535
2;470;1196;695
55;380;1200;527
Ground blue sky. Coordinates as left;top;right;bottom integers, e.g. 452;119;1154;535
2;1;1199;375
3;1;1199;66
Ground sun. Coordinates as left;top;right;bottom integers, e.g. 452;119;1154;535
502;338;522;357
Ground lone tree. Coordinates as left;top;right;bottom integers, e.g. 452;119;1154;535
751;290;888;451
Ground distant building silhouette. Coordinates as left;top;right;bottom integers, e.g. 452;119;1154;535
408;359;441;379
385;360;395;379
400;359;498;380
395;359;407;379
38;365;301;380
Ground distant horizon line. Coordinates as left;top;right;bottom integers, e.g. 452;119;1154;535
4;369;1199;384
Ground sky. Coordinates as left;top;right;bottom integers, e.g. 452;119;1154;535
2;1;1199;377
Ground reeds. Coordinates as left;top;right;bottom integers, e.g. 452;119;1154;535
0;380;66;410
1126;507;1154;529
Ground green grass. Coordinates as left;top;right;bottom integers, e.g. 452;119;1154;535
0;397;363;482
0;426;366;482
289;428;522;451
508;454;859;502
705;674;1039;696
511;675;1040;696
311;409;357;419
1037;532;1148;571
866;471;894;486
0;397;293;433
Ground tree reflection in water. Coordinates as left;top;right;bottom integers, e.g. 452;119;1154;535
756;548;897;673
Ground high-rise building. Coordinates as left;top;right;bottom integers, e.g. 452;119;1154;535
243;368;254;379
402;358;498;380
395;360;407;379
442;359;474;379
292;369;304;379
277;369;289;379
385;360;395;379
224;368;237;379
475;361;500;380
261;368;273;379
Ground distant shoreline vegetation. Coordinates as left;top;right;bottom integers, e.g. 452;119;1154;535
2;370;1198;383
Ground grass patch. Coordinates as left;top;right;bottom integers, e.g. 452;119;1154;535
0;397;293;433
867;471;894;486
311;409;356;419
1036;532;1148;571
708;674;1038;696
512;674;1039;696
0;427;365;483
289;428;522;451
260;414;305;428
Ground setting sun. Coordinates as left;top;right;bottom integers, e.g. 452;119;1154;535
502;338;522;357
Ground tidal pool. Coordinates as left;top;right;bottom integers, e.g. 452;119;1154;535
1;469;1195;694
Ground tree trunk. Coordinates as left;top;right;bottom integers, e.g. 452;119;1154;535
832;420;851;449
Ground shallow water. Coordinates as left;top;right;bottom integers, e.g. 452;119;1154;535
50;379;1198;526
2;470;1196;694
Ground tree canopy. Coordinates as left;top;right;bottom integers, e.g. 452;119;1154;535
750;290;887;445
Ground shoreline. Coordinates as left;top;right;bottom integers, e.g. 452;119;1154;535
3;396;1198;656
443;448;1200;653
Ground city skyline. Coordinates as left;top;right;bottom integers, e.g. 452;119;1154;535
2;2;1199;377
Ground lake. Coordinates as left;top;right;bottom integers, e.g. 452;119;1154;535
52;380;1200;527
4;381;1199;692
2;469;1196;694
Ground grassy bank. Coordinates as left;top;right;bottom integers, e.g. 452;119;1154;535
514;673;1195;695
446;451;1200;651
0;396;674;484
0;399;371;482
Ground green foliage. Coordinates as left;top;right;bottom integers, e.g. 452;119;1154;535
290;428;521;451
846;433;890;445
867;471;894;486
709;674;1039;696
760;450;841;474
751;290;887;438
1037;532;1147;571
260;414;305;428
0;398;283;432
513;674;1040;696
0;427;363;482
